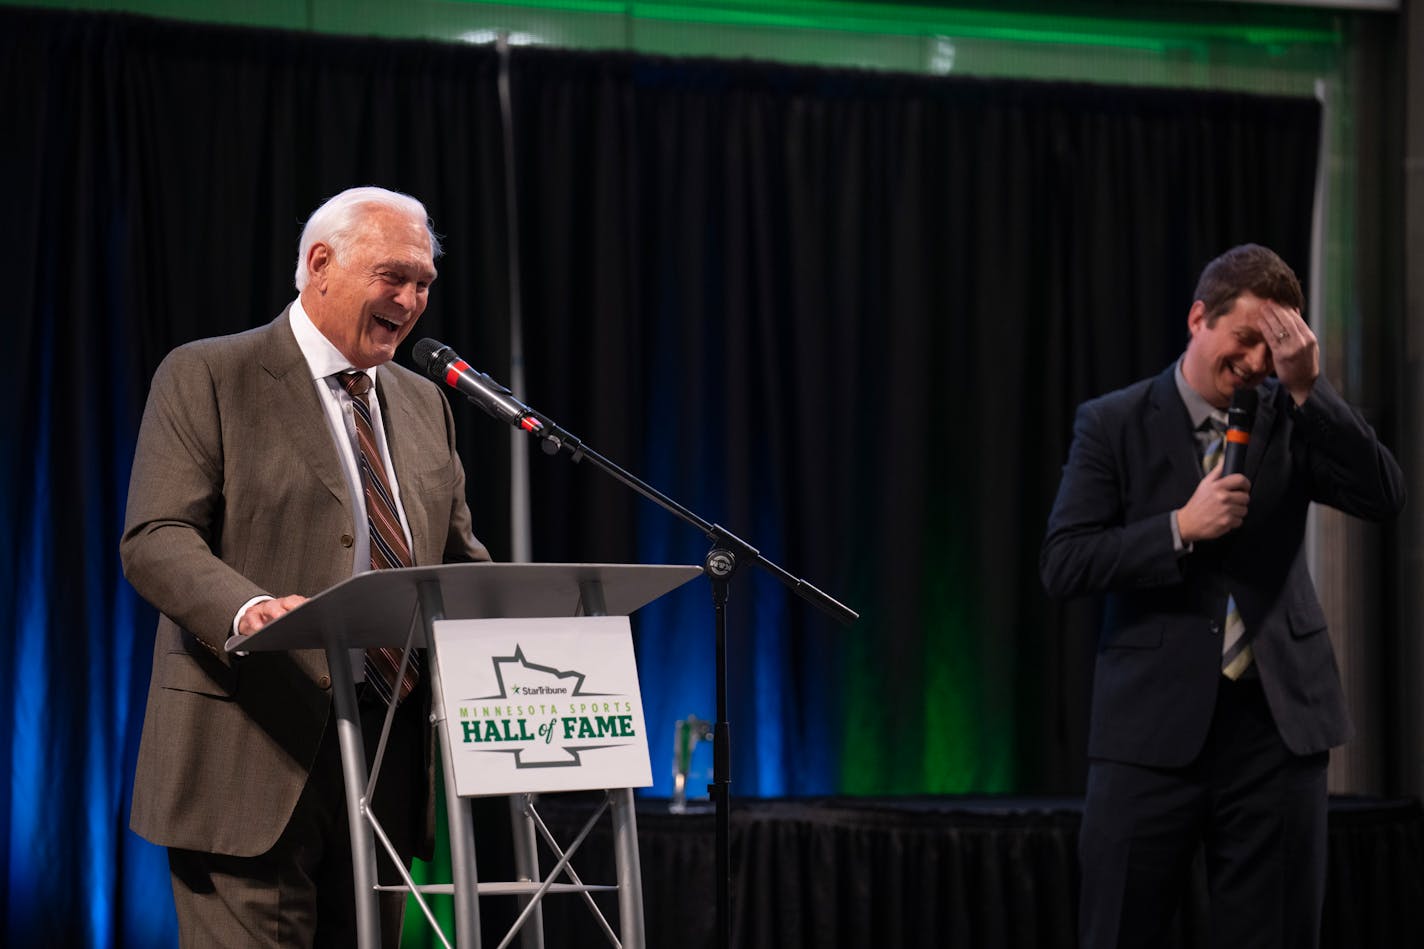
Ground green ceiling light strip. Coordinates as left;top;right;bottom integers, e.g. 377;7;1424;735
449;0;1342;51
444;0;630;14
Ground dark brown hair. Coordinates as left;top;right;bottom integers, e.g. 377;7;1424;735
1193;244;1304;323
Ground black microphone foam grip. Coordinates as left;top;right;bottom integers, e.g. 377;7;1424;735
1222;387;1258;477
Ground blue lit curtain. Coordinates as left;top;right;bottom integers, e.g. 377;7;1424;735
1;10;513;946
1;8;1325;947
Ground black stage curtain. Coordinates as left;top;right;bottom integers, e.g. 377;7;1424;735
505;46;1322;796
532;795;1424;949
2;7;1331;944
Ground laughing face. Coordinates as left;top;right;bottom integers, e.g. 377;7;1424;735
1182;290;1273;409
302;205;437;369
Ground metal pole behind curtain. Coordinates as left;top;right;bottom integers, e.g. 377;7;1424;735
499;33;535;563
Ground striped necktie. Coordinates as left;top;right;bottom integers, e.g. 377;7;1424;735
339;370;420;703
1201;417;1253;679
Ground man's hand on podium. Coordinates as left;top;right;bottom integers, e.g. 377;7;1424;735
237;594;308;636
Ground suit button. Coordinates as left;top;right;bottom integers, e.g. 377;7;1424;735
340;533;354;548
318;674;332;690
1210;622;1221;636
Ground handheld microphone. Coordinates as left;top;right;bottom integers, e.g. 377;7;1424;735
1222;387;1257;477
412;338;544;434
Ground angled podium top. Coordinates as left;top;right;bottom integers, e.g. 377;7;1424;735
226;562;704;654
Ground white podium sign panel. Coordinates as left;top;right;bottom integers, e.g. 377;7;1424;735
432;615;653;797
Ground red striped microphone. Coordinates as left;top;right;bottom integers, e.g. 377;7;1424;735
413;338;544;434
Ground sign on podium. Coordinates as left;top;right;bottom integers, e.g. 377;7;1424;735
434;615;653;796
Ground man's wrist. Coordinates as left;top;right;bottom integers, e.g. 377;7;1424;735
1171;510;1193;553
232;594;274;650
1286;375;1317;407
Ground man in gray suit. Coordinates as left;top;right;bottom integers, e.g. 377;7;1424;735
121;186;490;946
1041;244;1405;948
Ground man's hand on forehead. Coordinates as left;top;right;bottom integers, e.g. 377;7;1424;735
1256;300;1318;402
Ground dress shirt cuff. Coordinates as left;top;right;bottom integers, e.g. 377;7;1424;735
230;594;274;656
1170;510;1192;555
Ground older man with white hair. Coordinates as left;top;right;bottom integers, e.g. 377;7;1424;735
122;186;490;946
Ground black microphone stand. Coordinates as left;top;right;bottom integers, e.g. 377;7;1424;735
508;406;859;949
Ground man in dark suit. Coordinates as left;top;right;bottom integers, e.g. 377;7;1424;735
1040;244;1405;949
121;187;490;946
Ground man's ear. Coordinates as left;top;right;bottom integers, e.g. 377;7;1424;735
1187;299;1207;337
306;242;333;293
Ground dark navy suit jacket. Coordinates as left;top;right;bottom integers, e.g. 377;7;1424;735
1041;364;1404;768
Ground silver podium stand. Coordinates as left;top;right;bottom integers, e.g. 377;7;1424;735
228;561;703;949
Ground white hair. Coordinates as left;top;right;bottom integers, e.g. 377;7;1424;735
293;186;443;290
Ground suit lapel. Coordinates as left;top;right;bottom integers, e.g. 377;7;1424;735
259;310;349;508
1147;365;1204;501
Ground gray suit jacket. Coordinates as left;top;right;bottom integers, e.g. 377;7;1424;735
121;310;489;856
1041;366;1404;767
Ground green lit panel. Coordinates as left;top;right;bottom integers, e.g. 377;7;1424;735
447;0;1340;49
632;16;927;69
940;33;1334;93
838;542;1017;795
308;0;630;47
0;1;1349;90
915;563;1013;793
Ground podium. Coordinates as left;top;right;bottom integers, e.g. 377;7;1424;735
228;561;703;949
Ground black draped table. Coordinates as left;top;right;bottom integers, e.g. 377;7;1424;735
486;794;1424;948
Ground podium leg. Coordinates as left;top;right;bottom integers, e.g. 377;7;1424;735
581;579;646;946
421;580;483;949
327;645;382;949
611;789;645;949
509;794;546;948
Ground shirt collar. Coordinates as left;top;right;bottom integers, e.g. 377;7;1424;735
289;297;378;387
1174;356;1224;430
